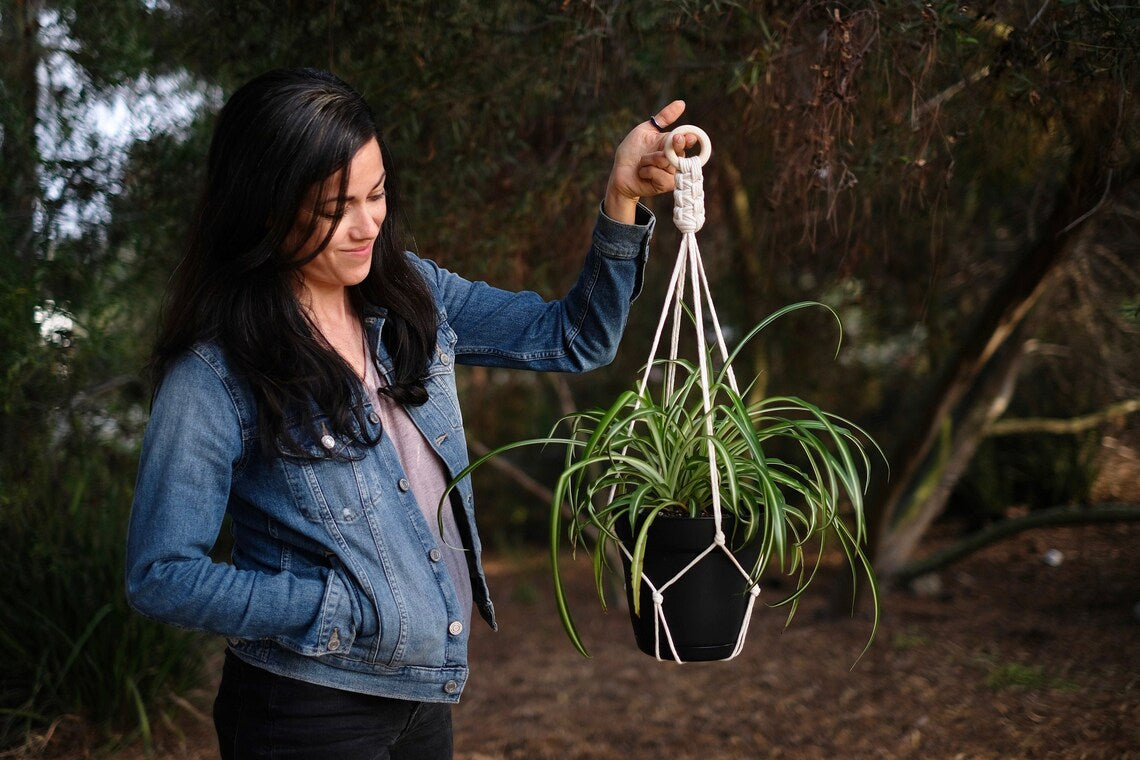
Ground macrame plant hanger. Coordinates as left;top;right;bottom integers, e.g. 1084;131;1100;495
613;126;762;663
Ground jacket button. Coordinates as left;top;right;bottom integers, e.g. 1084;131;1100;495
448;621;463;636
429;548;443;562
440;353;451;366
368;411;381;424
443;680;459;694
328;627;341;651
320;434;336;449
398;478;411;492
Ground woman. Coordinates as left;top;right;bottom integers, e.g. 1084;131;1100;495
125;68;690;758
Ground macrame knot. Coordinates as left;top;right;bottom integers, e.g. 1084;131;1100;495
672;155;705;234
651;591;664;605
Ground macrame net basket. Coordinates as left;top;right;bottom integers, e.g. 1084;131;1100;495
613;126;762;663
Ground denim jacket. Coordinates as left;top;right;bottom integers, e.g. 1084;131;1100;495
125;205;654;703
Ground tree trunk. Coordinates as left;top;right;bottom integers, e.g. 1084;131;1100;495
0;0;43;270
716;155;770;402
874;328;1035;575
868;115;1128;580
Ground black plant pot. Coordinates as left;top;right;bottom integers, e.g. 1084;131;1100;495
616;514;761;662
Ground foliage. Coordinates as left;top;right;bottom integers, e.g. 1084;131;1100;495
447;303;882;656
1;0;1138;748
0;3;212;748
0;408;206;751
0;159;209;745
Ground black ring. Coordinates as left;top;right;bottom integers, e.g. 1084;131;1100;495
648;116;667;133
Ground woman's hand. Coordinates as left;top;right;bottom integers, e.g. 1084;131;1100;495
604;100;697;224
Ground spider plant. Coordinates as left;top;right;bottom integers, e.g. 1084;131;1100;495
445;302;883;657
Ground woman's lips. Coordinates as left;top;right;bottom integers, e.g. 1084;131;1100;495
343;242;374;256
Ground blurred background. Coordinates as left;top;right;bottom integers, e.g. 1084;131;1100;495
1;1;1137;756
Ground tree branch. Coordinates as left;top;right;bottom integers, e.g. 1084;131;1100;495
893;503;1140;585
911;65;991;129
987;398;1140;436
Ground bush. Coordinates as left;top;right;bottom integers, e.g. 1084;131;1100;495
0;408;208;751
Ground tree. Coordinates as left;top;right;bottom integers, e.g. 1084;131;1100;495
855;3;1140;577
3;1;1138;746
137;0;1140;576
0;0;208;748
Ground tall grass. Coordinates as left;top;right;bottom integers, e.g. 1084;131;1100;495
0;430;208;751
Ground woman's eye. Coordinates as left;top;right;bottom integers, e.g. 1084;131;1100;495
368;191;386;202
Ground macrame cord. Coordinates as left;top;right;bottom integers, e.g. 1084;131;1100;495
615;126;761;663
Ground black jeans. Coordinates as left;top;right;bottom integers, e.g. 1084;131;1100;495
213;650;453;760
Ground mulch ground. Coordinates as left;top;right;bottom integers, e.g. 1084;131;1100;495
24;521;1140;759
451;521;1138;760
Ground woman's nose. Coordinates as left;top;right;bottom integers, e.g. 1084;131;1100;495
348;206;380;238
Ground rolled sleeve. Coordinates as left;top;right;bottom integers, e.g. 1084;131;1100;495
594;200;655;301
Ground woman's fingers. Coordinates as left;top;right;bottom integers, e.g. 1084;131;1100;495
604;100;704;217
650;100;686;133
637;162;676;194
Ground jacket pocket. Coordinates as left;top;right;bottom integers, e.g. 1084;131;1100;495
330;554;379;642
271;565;359;657
279;417;368;524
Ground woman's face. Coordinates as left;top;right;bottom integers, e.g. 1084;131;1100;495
293;137;387;298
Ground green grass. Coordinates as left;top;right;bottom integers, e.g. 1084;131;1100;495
890;629;932;651
984;662;1078;691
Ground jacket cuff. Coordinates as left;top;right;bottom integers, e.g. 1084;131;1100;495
594;201;655;259
593;201;654;301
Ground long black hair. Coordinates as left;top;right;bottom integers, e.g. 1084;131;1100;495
152;68;437;458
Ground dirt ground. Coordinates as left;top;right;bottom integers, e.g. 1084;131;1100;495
25;521;1140;759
